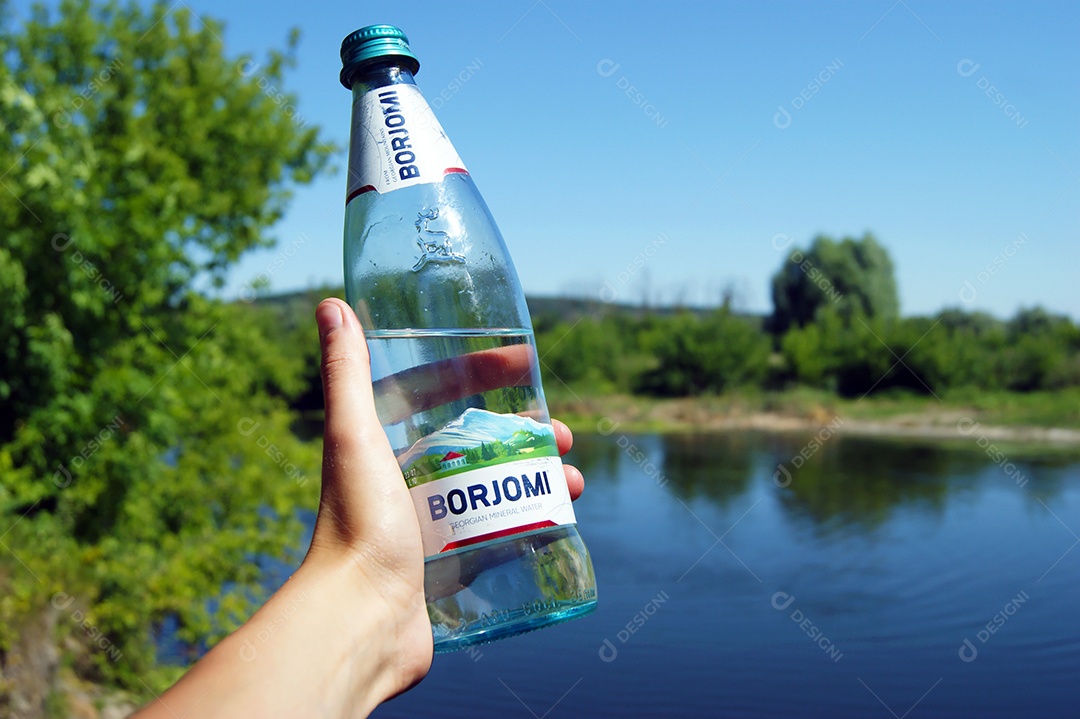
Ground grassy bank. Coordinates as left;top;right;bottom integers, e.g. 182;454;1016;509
545;386;1080;444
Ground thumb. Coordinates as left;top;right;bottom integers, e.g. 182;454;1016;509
314;299;417;552
316;298;381;450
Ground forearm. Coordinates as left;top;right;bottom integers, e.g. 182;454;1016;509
135;557;397;719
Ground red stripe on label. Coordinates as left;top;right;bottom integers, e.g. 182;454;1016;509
346;185;376;203
444;167;469;176
440;520;557;553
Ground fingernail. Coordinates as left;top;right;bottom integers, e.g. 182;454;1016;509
316;301;344;340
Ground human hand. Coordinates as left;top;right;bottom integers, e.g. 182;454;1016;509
135;298;583;719
305;298;584;693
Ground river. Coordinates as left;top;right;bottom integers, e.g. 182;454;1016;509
349;430;1080;718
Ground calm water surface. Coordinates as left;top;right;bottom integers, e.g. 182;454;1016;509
361;431;1079;719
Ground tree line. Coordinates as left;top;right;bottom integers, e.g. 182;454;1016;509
534;235;1080;398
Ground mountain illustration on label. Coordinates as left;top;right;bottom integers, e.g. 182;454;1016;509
397;408;560;487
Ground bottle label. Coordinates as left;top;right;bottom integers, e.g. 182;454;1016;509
347;83;468;201
398;409;577;559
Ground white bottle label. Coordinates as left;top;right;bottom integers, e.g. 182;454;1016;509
347;83;468;201
398;409;577;559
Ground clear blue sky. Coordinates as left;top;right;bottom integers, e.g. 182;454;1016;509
18;0;1080;318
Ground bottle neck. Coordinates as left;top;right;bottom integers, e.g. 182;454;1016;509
344;59;467;200
349;61;418;101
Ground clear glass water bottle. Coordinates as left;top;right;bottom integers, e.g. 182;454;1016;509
338;25;597;652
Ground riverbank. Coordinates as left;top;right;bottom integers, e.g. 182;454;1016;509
547;387;1080;447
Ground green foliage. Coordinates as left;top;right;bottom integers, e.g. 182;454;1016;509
538;314;646;393
770;233;899;334
532;308;768;398
779;303;1080;398
636;310;770;396
1;0;328;696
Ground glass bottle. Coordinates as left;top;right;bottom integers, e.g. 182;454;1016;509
339;24;597;652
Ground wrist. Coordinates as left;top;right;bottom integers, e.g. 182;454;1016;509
290;547;432;706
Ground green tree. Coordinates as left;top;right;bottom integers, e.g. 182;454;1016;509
538;315;630;392
769;233;899;334
0;0;330;706
779;306;846;388
636;309;770;396
999;307;1080;390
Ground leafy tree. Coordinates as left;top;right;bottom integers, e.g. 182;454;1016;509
0;0;329;706
636;310;770;396
999;307;1080;391
769;233;899;334
537;315;639;392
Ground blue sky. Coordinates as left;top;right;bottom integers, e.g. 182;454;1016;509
18;0;1080;318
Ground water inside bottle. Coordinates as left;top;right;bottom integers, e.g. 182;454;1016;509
365;329;598;650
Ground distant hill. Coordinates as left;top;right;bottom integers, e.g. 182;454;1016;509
251;286;761;325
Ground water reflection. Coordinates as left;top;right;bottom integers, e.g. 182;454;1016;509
659;433;755;506
628;430;1075;531
565;432;623;483
771;436;963;529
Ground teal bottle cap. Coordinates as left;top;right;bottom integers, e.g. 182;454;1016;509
340;24;420;89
